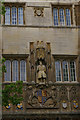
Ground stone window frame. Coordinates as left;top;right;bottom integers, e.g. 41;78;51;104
3;56;27;83
4;3;25;25
54;56;77;83
52;5;73;26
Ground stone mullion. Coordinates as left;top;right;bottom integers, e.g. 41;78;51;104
75;5;78;26
23;6;25;25
17;7;18;25
61;60;63;82
76;57;78;82
11;59;12;82
72;4;76;26
58;7;60;26
18;59;20;81
68;60;71;82
70;6;73;25
10;6;12;25
63;8;66;26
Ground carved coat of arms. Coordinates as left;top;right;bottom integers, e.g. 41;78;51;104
37;90;47;104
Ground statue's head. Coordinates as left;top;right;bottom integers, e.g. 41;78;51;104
39;61;42;65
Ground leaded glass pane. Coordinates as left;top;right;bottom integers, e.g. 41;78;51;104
53;8;58;26
66;9;71;26
20;60;26;81
55;61;61;81
4;60;11;81
12;60;18;81
59;9;65;26
62;61;69;81
12;7;17;25
70;61;76;81
5;7;10;25
18;7;23;25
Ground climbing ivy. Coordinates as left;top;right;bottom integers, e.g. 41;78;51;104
0;0;6;16
2;81;23;107
0;58;23;107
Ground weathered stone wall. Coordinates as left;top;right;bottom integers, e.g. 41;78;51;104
2;27;78;55
2;1;80;55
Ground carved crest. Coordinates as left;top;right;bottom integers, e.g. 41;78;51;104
27;87;58;108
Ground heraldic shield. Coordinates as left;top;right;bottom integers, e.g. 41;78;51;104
37;90;47;104
73;101;78;109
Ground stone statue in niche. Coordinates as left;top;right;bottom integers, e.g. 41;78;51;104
37;61;46;84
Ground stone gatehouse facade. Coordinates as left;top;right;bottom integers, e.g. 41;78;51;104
0;0;80;120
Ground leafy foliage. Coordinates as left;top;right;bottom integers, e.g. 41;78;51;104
0;0;6;16
2;81;23;107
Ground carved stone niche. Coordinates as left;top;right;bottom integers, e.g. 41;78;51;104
30;41;52;84
36;41;47;84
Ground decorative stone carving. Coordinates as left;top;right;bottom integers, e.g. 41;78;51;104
34;8;44;17
36;41;45;60
59;86;68;101
27;88;58;108
70;87;79;101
